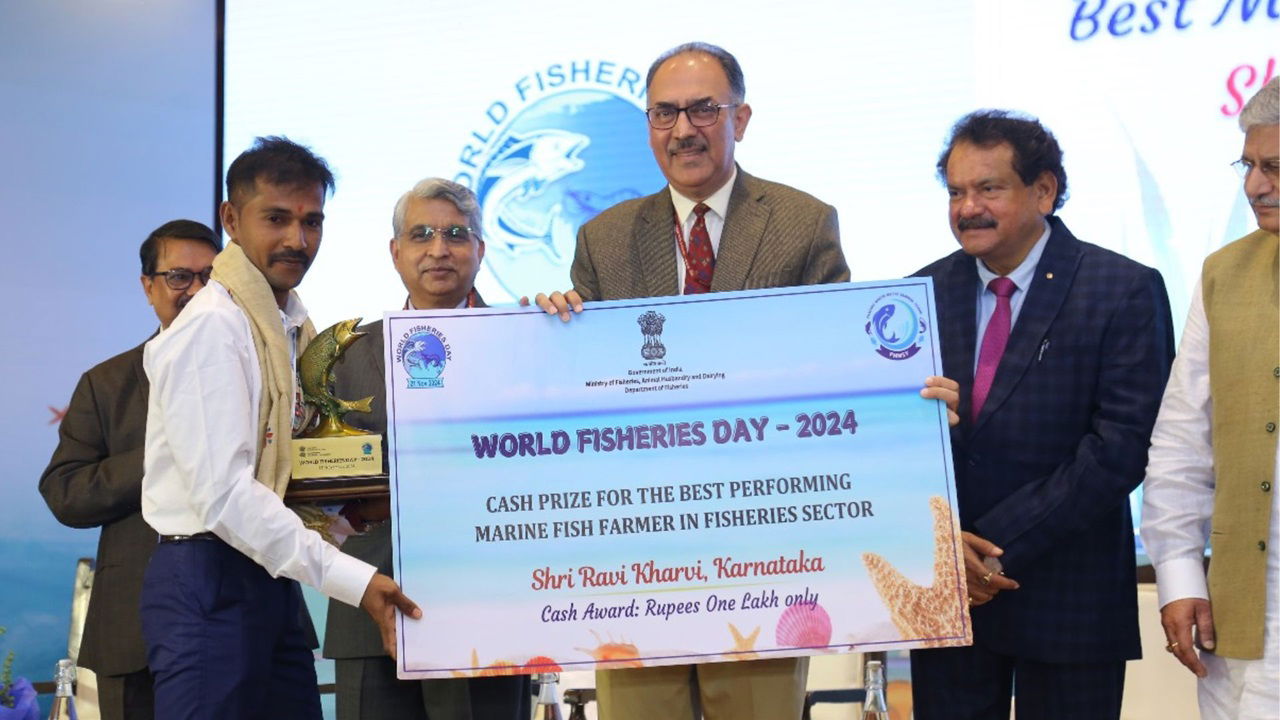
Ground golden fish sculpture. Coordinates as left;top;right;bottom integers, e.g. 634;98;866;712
298;317;374;438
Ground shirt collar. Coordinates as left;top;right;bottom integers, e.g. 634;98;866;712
278;291;309;332
406;294;470;310
975;219;1051;292
668;166;738;224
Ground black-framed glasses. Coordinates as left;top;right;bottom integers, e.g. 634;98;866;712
645;102;739;130
403;225;475;245
1231;158;1280;181
148;267;212;291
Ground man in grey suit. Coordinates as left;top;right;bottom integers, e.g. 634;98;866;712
324;177;531;720
39;219;220;720
536;41;852;720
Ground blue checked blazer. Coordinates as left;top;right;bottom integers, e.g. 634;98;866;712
914;216;1174;663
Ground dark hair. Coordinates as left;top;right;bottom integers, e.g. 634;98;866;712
225;136;335;206
937;110;1069;212
139;219;221;275
646;42;745;102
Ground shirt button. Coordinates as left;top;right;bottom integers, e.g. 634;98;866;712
1268;422;1277;433
1260;541;1268;552
1274;366;1280;377
1262;481;1273;492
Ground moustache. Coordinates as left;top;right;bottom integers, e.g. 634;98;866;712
668;137;707;154
1252;195;1280;208
957;216;998;231
269;250;311;268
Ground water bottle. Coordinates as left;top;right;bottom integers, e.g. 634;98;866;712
534;672;563;720
47;659;76;720
861;659;889;720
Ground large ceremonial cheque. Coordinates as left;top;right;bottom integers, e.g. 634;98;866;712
385;279;971;679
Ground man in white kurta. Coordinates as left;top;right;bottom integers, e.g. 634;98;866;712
1141;76;1279;719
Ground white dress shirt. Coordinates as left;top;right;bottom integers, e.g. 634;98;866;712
973;220;1050;372
1141;279;1279;716
142;280;376;608
669;167;736;294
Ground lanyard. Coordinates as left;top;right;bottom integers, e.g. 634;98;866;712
672;208;700;277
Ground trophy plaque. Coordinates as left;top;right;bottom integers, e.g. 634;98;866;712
285;317;389;503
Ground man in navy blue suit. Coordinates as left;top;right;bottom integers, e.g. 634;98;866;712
909;110;1174;719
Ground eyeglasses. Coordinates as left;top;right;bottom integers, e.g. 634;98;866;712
148;267;212;291
645;102;739;130
1231;158;1280;181
403;225;475;245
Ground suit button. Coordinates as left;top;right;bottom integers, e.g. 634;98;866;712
1268;422;1277;433
1264;481;1273;492
1274;366;1280;377
1260;541;1268;552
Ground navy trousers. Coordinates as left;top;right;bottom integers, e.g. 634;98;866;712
141;537;322;720
911;644;1126;720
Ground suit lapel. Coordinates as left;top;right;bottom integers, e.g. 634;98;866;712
939;256;978;421
133;337;153;403
712;172;770;292
637;190;680;297
972;218;1082;432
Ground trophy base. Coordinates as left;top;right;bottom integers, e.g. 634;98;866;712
292;433;383;479
285;473;388;505
286;434;387;504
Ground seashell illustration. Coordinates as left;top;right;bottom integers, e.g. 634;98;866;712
575;630;644;668
522;655;563;673
774;602;833;647
861;495;970;648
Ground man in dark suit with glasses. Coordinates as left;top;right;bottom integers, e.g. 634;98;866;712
40;219;220;720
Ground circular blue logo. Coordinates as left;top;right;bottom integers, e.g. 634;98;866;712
865;294;926;361
402;332;447;380
872;301;919;351
472;87;665;299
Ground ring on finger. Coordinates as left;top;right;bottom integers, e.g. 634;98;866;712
980;571;994;585
1164;641;1179;653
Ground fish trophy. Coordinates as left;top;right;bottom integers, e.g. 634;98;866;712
289;317;384;485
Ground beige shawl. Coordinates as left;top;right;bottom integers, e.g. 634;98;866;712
210;242;317;497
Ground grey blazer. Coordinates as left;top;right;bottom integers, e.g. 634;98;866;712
39;342;156;677
570;167;849;300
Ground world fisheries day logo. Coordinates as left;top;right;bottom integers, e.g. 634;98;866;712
865;292;927;360
396;325;451;389
454;59;667;299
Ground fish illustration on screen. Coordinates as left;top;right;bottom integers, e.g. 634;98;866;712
478;129;589;261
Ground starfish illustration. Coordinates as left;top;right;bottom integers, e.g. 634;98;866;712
726;623;760;660
862;495;970;647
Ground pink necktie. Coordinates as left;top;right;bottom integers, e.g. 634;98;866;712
683;203;714;294
971;277;1017;422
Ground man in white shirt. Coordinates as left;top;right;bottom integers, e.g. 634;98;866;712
139;136;419;719
1141;76;1280;719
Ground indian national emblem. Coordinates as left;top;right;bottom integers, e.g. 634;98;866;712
637;311;667;360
